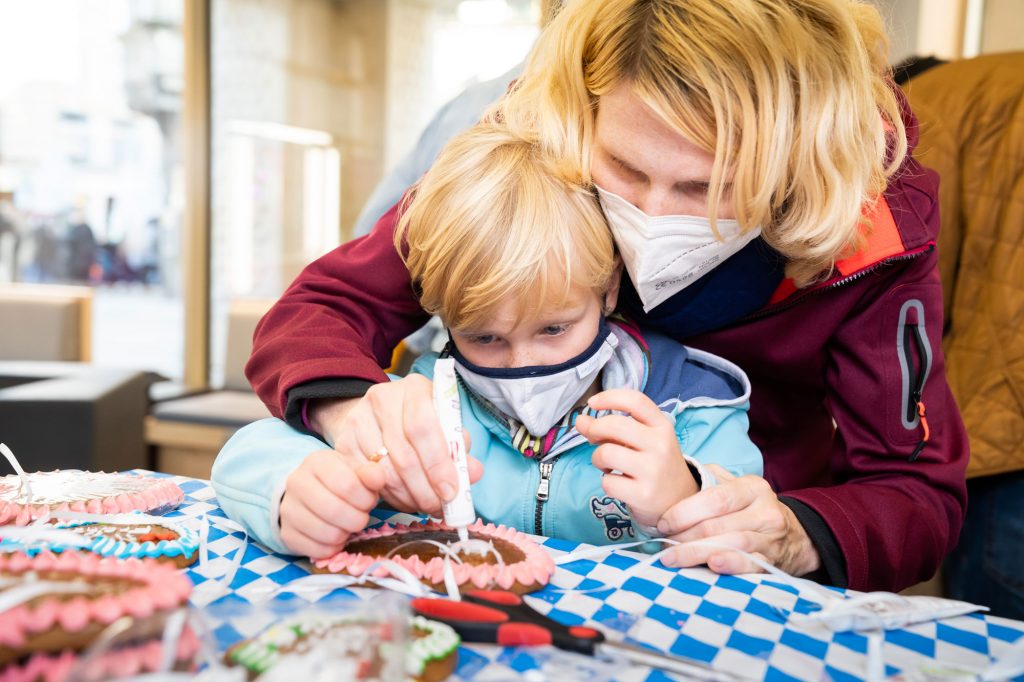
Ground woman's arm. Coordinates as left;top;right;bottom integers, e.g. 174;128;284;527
245;200;431;427
657;247;969;590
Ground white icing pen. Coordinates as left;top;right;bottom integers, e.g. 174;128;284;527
433;357;475;542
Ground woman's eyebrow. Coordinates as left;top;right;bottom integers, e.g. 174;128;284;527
609;152;646;177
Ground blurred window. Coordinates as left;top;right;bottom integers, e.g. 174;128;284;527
208;0;540;385
0;0;185;379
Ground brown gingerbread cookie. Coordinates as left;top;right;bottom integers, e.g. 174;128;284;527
312;519;555;595
0;550;197;680
40;513;200;567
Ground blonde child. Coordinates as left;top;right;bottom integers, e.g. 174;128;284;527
212;123;761;558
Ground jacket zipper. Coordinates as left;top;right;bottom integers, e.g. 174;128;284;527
535;456;560;535
738;246;934;324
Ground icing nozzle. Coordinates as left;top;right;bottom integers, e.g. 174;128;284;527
457;527;469;544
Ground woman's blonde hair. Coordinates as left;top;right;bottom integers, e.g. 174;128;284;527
499;0;907;286
395;123;616;331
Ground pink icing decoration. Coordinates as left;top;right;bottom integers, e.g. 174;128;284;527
0;551;192;649
313;519;555;591
0;626;199;682
0;472;184;526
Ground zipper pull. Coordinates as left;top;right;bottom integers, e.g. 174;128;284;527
909;400;930;462
536;461;553;501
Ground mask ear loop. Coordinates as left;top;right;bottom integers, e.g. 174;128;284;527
0;443;32;506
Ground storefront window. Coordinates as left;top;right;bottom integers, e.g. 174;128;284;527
208;0;540;385
0;0;185;378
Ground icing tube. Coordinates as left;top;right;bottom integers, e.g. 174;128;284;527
432;358;475;539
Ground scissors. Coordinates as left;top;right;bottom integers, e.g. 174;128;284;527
411;590;749;681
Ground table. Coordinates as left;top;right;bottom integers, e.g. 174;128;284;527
159;474;1024;681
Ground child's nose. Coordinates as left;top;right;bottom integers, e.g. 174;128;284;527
507;347;536;368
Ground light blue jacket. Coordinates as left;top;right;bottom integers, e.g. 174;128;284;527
212;323;762;555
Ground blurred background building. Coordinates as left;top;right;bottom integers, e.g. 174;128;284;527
0;0;1020;387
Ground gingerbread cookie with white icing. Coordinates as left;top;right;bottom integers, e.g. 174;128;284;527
0;471;184;525
1;513;200;567
312;519;555;595
226;613;459;682
0;550;198;681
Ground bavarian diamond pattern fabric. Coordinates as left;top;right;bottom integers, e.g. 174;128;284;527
151;473;1024;681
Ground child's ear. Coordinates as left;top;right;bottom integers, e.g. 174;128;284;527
602;257;624;315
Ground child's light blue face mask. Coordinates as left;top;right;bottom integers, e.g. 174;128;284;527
448;319;619;436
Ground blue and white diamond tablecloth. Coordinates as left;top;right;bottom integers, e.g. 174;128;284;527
157;474;1024;681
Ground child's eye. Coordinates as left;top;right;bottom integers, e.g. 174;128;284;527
470;335;496;345
541;325;568;337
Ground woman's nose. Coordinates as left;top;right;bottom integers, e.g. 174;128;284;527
633;187;678;217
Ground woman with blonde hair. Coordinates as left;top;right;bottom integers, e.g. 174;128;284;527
245;0;967;592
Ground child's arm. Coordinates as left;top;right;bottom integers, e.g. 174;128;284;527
575;389;699;533
211;418;385;557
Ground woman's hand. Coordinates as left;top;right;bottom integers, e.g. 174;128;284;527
279;450;387;559
655;466;822;576
309;374;482;516
575;388;698;531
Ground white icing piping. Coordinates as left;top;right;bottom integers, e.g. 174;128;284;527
0;442;32;505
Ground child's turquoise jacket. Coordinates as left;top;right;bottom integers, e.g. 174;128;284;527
212;321;763;555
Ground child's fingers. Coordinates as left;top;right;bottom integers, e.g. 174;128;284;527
310;452;381;512
587;388;667;427
355;461;388;493
599;469;645;507
281;496;357;547
590;442;642;478
576;412;658;450
280;519;344;561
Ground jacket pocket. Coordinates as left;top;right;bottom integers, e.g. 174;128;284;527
897;299;932;460
885;289;945;455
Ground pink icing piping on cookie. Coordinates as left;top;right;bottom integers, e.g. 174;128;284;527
0;551;193;649
313;519;555;590
0;625;199;682
0;475;184;526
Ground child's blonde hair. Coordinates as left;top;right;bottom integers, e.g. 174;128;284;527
499;0;906;287
395;123;616;331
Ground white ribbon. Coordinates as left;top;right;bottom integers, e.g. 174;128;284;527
189;514;250;599
0;442;32;505
158;608;188;673
243;558;433;601
0;523;93;551
0;580;93;612
382;537;506;602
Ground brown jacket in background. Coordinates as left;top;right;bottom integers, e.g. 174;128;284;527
901;53;1024;478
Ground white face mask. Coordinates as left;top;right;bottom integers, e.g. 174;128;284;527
449;322;619;437
595;185;762;312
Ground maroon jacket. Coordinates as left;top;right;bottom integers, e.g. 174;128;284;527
246;124;968;593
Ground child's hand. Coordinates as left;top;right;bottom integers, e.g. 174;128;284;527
309;374;483;516
575;388;698;532
279;450;388;559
